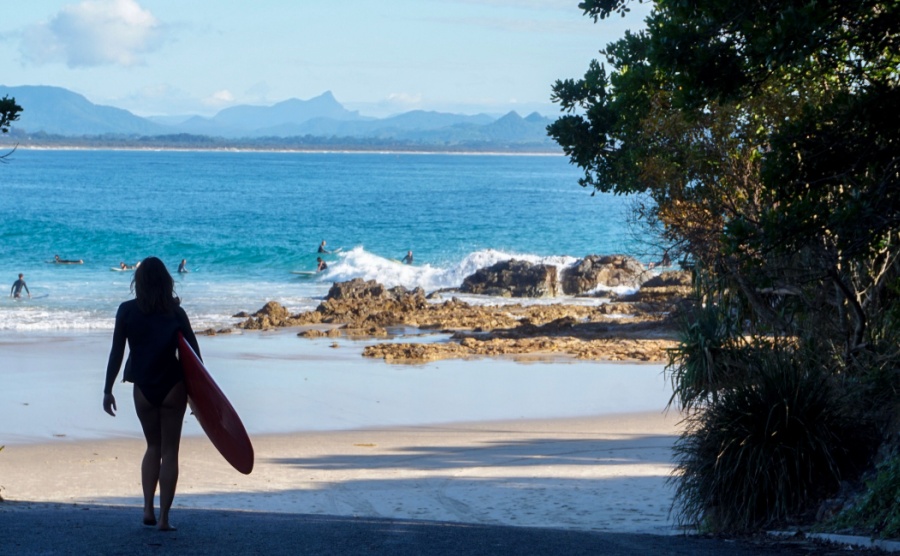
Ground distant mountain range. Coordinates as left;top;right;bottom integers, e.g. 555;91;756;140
0;85;558;151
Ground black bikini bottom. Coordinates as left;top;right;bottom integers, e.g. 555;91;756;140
136;374;183;407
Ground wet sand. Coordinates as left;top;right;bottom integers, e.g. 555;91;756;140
0;329;673;444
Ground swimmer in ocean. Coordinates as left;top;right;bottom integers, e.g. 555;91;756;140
10;273;30;299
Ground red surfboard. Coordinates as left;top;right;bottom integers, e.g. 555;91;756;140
178;332;254;474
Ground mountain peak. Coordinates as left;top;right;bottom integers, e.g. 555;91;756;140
213;91;358;128
496;111;523;122
0;84;557;149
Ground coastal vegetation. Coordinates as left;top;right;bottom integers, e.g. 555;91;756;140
0;96;21;134
0;95;21;162
550;0;900;535
0;129;556;154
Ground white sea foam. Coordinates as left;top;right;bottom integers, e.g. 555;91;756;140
326;247;583;293
0;307;114;331
0;248;639;332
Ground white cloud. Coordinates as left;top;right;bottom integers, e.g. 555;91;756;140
385;92;424;107
202;90;235;107
20;0;162;68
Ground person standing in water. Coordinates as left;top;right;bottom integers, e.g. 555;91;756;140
177;259;189;273
316;257;328;272
318;240;330;254
10;273;30;299
103;257;202;531
401;250;414;265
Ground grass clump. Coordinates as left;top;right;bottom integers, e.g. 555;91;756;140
670;349;869;532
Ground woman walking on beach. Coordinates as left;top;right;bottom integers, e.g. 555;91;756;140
103;256;201;531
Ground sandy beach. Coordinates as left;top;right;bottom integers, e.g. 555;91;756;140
0;412;682;533
0;328;699;554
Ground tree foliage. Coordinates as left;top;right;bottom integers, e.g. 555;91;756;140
550;0;900;359
0;96;21;134
550;0;900;531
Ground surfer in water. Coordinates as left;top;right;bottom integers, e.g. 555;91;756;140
177;259;189;273
401;250;414;265
10;273;30;299
316;257;328;272
103;256;202;531
318;240;330;254
53;254;83;264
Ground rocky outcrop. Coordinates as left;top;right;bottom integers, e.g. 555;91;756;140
235;300;306;330
316;278;428;327
233;275;687;362
560;255;646;295
640;270;692;289
460;259;558;298
362;336;677;363
620;270;693;303
234;278;431;331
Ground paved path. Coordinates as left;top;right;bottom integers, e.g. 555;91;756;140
0;502;866;555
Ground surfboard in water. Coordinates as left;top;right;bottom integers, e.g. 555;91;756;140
10;293;49;301
178;332;254;474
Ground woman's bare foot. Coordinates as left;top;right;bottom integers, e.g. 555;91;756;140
143;509;157;526
157;523;176;532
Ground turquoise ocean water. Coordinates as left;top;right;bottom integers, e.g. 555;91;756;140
0;149;649;332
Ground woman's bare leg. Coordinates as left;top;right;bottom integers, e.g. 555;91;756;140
157;381;187;531
134;381;187;530
133;386;161;526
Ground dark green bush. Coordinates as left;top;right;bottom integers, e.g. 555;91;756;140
671;349;869;532
827;454;900;538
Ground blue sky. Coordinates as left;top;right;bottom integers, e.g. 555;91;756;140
2;0;650;118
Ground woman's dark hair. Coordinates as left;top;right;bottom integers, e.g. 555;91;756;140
131;257;180;314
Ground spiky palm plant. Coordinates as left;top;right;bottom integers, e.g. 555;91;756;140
671;350;866;532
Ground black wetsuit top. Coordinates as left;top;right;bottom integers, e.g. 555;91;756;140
10;279;29;297
104;299;201;406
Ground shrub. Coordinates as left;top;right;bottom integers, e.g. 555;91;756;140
827;454;900;538
670;349;869;532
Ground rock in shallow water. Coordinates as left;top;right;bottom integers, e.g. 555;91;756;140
560;254;647;295
460;259;558;297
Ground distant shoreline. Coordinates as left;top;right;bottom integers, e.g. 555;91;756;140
4;144;565;156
